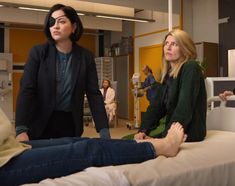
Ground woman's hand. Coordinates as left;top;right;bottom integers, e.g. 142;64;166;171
16;132;29;142
134;132;152;140
144;86;151;91
219;91;234;101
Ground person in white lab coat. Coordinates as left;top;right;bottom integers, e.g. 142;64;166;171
100;79;116;123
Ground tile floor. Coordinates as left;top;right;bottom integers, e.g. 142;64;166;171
82;119;139;139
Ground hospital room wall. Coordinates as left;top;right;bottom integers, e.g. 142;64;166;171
190;0;218;43
9;29;46;116
134;0;219;74
134;9;180;118
219;0;235;76
134;0;219;120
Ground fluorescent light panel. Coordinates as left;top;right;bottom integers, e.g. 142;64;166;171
18;7;49;12
18;6;84;16
16;6;153;23
96;15;153;23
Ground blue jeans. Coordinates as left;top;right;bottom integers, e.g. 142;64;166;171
0;137;156;186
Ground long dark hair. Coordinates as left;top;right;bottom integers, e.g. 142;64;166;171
44;4;84;43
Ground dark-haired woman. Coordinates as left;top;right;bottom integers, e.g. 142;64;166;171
15;4;110;141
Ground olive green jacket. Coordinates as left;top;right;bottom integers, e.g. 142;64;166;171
140;60;207;142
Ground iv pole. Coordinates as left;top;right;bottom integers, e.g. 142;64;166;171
128;0;173;130
134;83;140;128
133;0;173;129
168;0;173;31
128;73;141;129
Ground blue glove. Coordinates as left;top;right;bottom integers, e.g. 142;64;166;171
99;128;111;139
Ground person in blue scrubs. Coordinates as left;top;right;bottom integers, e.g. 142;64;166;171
142;65;157;104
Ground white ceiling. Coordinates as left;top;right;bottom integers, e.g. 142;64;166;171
77;0;181;13
0;0;181;30
0;0;181;14
0;0;134;17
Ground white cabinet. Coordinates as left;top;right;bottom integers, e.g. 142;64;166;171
95;57;113;87
228;49;235;77
95;55;134;120
0;59;8;71
0;53;13;121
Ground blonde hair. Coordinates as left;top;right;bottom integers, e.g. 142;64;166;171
161;29;197;83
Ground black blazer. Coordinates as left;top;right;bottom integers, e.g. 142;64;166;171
16;42;109;139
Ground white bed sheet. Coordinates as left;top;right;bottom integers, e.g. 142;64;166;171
22;130;235;186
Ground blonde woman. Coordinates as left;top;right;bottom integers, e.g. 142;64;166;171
135;29;207;142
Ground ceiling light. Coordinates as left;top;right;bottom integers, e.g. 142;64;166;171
16;6;153;23
96;15;154;23
18;6;85;16
18;7;49;12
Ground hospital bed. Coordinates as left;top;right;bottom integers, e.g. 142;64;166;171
23;96;235;186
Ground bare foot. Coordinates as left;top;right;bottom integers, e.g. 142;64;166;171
137;123;185;157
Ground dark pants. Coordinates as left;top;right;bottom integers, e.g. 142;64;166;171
41;111;75;139
0;137;156;186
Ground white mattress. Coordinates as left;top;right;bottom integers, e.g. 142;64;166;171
23;130;235;186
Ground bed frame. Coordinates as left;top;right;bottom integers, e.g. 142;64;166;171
23;96;235;186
